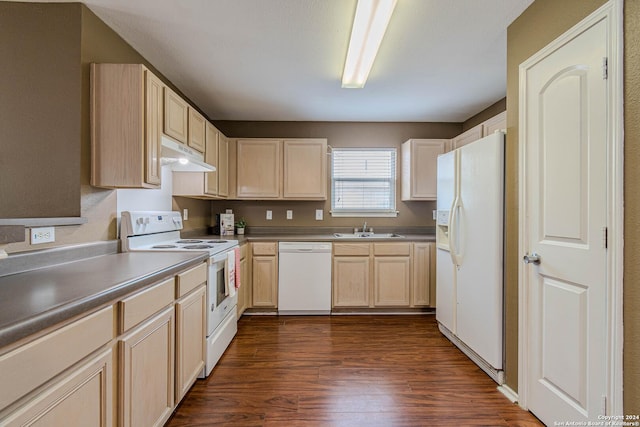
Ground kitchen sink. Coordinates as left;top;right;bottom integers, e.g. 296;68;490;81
333;232;405;239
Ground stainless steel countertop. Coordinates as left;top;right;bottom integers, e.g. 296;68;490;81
0;251;208;349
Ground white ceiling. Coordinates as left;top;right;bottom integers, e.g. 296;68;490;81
20;0;533;122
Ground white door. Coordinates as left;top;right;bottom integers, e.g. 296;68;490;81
521;15;608;424
455;133;504;370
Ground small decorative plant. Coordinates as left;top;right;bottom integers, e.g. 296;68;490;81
235;218;247;234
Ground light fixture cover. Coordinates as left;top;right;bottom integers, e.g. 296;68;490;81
342;0;398;88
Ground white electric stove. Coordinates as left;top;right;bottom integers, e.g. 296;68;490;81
120;211;239;378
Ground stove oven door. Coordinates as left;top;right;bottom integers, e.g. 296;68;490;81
207;253;238;336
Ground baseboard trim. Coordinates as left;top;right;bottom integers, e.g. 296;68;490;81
438;323;504;385
497;384;518;403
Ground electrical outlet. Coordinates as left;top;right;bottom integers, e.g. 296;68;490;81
31;227;55;244
266;210;272;220
286;210;293;220
315;209;323;221
183;209;189;221
433;210;437;220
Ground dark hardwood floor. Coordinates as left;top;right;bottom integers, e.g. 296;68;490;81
166;315;542;426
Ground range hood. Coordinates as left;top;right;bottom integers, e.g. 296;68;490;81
161;135;216;172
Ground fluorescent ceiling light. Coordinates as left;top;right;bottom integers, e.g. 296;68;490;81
342;0;398;89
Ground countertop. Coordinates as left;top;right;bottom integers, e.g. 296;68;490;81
233;234;436;244
0;251;208;349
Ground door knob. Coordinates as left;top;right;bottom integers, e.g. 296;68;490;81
523;253;541;265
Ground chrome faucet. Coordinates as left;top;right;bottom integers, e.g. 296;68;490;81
362;221;368;233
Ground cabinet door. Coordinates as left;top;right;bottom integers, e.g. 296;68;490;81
251;255;278;307
188;108;206;153
482;111;507;136
401;139;447;201
1;349;112;427
282;139;327;199
91;64;161;189
145;70;163;186
374;257;410;306
119;306;175;427
217;135;229;197
332;257;370;307
236;139;281;198
163;88;188;143
237;256;248;316
205;122;219;195
175;286;206;402
411;243;432;307
452;123;482;149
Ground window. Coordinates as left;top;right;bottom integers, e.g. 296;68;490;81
331;148;397;217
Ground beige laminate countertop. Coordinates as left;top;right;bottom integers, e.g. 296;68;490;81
0;251;208;349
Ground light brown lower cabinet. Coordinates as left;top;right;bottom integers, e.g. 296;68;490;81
175;285;206;402
0;348;113;427
119;305;175;427
0;263;209;427
332;256;370;307
411;242;434;307
333;242;434;309
374;256;411;306
237;244;250;316
251;242;278;308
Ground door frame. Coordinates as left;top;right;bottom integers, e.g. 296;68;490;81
517;0;624;415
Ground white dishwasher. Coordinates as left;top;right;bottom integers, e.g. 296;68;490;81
278;242;332;314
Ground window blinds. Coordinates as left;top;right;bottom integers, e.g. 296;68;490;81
331;148;397;216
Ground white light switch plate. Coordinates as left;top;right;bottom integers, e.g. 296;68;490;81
315;209;323;220
266;210;272;220
286;210;293;220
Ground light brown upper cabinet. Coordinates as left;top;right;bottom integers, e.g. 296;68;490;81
451;123;483;149
217;135;229;197
236;138;328;200
283;139;327;199
401;139;448;201
204;123;229;197
236;139;282;199
172;122;229;199
91;63;163;189
204;122;219;195
163;87;189;144
187;108;206;153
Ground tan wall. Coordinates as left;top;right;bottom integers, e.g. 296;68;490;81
0;2;82;218
623;0;640;414
4;3;212;253
462;98;506;132
505;0;640;415
211;121;461;229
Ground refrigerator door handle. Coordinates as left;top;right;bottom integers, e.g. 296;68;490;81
449;197;461;266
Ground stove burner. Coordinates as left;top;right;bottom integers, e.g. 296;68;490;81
205;240;228;244
176;239;203;244
182;244;215;250
152;245;178;249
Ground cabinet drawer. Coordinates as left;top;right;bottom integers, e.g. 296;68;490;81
252;242;277;256
0;306;114;411
373;242;411;256
333;243;370;256
240;243;248;260
119;278;174;333
176;263;207;298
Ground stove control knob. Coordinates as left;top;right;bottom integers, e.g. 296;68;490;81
144;217;150;224
136;218;144;225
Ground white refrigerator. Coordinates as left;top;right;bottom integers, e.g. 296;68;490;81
435;132;504;383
